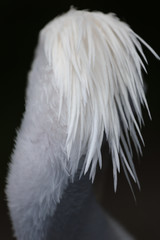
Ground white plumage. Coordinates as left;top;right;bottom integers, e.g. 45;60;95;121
39;9;158;188
6;8;159;240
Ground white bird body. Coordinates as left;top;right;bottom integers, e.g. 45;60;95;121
6;9;159;240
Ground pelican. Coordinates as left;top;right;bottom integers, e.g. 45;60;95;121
6;8;159;240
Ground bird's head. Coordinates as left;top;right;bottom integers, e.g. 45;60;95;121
27;8;159;192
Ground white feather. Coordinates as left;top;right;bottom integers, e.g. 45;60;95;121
40;9;159;189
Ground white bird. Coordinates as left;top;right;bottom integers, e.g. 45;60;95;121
6;8;159;240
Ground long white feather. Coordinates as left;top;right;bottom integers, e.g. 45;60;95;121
38;9;159;188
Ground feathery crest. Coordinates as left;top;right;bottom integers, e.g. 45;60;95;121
40;9;159;190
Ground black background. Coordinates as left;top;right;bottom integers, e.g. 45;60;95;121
0;1;160;239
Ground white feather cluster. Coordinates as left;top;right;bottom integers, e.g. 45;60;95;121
39;9;159;190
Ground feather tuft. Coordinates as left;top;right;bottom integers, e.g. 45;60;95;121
40;9;159;188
